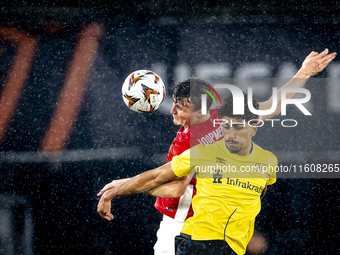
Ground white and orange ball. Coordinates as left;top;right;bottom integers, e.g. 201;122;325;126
122;70;166;113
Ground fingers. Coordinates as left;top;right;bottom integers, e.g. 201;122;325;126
312;48;335;61
308;49;329;60
97;182;116;196
306;49;336;72
317;53;336;71
321;52;337;64
97;187;107;196
98;211;114;221
306;49;325;62
306;51;319;59
104;213;114;221
97;207;114;221
318;51;336;67
97;186;109;196
318;48;329;58
98;178;130;196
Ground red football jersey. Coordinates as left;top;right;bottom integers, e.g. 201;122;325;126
154;108;224;222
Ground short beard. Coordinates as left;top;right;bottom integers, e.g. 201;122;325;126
226;145;242;154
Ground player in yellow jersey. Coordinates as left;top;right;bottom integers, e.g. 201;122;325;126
172;94;276;255
97;93;277;255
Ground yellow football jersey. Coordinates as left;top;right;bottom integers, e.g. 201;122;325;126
171;139;277;255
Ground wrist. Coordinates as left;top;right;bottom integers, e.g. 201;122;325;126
294;68;312;79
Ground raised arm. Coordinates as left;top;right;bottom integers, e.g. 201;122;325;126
97;162;183;221
98;174;192;198
146;174;193;197
260;49;336;120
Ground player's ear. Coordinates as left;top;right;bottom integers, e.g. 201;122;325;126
197;109;203;115
194;108;204;117
250;125;257;137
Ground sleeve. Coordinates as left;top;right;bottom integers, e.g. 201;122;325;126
267;156;278;186
171;145;201;177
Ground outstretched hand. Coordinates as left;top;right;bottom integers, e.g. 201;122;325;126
97;196;114;221
97;178;132;221
299;49;336;77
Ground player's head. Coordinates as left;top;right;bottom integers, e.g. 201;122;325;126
218;92;259;155
171;78;214;128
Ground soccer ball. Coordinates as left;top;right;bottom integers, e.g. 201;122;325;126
122;70;166;113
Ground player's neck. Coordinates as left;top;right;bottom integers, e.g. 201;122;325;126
238;143;253;156
189;113;210;128
227;142;253;156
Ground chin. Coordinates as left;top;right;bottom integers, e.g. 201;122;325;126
173;119;181;126
227;146;241;154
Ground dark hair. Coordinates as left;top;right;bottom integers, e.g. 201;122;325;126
173;78;213;112
218;92;259;122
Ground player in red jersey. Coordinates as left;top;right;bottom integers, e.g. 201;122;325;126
98;49;336;254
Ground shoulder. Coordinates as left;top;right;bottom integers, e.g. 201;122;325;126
174;126;190;143
209;107;221;118
253;143;278;165
192;139;224;154
175;126;187;136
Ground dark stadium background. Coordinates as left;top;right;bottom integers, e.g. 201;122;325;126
0;1;339;254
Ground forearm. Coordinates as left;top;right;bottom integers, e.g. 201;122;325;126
259;75;309;120
272;71;310;106
260;49;336;120
280;64;327;98
145;182;179;197
276;48;337;99
145;174;192;198
276;68;311;99
97;162;183;220
101;162;178;201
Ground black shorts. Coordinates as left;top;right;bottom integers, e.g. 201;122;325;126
175;233;238;255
